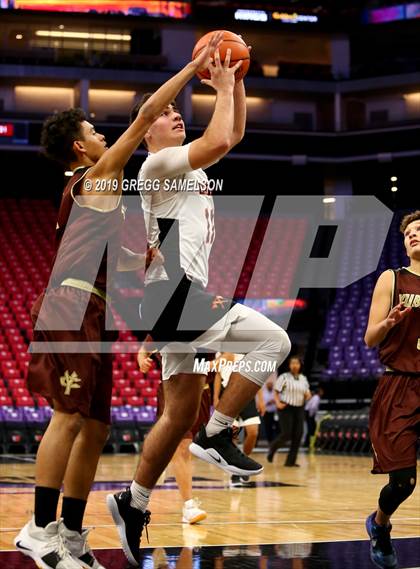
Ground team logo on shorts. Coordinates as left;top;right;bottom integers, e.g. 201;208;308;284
60;370;81;395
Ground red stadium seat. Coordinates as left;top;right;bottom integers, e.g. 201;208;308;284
121;361;137;371
3;369;22;380
8;379;26;389
147;397;158;407
146;370;161;381
116;353;131;363
142;387;158;398
15;396;35;407
111;396;123;406
1;361;18;372
15;352;31;363
0;395;13;406
36;397;50;408
127;396;145;406
120;387;136;399
114;378;130;389
11;388;30;398
0;350;11;361
133;379;151;389
127;370;144;381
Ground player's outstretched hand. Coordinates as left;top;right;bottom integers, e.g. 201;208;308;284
192;31;224;73
201;48;243;92
385;302;412;329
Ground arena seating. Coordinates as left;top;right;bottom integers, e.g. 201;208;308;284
315;409;371;456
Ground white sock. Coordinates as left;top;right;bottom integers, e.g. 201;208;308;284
205;410;234;438
130;481;152;512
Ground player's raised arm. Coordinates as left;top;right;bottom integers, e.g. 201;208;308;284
364;270;411;347
84;31;224;187
229;79;247;148
188;49;243;170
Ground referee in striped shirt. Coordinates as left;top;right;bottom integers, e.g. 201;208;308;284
267;357;312;466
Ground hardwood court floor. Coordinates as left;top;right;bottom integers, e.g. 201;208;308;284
1;453;419;553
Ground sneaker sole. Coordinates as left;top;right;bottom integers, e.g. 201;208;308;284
14;541;67;569
182;512;207;524
15;533;84;569
106;494;139;567
14;536;52;569
229;480;245;488
78;555;104;569
189;442;263;476
369;548;398;569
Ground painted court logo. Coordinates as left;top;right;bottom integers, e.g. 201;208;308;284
60;370;82;395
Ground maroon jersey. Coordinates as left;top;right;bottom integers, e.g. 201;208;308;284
49;166;123;292
379;268;420;373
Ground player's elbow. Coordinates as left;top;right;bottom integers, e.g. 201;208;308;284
212;137;231;156
230;130;245;148
364;331;375;348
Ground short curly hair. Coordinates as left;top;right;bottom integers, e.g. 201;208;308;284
400;210;420;233
40;108;86;167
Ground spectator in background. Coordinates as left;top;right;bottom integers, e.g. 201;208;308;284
304;386;324;448
257;375;279;443
267;357;312;466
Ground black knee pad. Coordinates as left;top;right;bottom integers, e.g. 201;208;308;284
379;467;417;516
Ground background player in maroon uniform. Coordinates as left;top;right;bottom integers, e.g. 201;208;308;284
14;34;223;569
364;210;420;569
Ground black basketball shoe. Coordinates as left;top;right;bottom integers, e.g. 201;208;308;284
189;426;263;476
106;488;150;566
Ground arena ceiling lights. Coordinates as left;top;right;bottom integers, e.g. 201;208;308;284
234;8;318;24
35;30;131;41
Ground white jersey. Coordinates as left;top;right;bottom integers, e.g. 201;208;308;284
139;143;215;288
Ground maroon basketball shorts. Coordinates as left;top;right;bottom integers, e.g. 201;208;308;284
27;286;117;425
369;372;420;474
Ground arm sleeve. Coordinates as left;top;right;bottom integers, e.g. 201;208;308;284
142;143;193;180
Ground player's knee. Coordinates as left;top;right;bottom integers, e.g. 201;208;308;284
268;328;291;365
88;423;111;447
164;408;195;433
390;467;417;498
379;467;417;515
52;410;84;438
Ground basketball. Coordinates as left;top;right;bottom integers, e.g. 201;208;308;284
192;30;250;81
